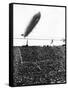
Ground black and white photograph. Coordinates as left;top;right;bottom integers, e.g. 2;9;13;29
9;3;66;87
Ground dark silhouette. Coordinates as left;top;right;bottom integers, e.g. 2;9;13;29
21;12;41;37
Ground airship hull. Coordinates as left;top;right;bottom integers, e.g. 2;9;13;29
24;12;41;37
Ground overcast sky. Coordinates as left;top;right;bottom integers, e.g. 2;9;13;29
13;4;65;46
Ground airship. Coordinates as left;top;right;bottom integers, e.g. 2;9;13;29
21;12;41;37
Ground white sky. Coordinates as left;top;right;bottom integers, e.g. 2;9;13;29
13;4;65;46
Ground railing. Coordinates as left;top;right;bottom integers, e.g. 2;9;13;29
13;38;65;46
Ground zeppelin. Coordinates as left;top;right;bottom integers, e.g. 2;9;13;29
21;12;41;37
